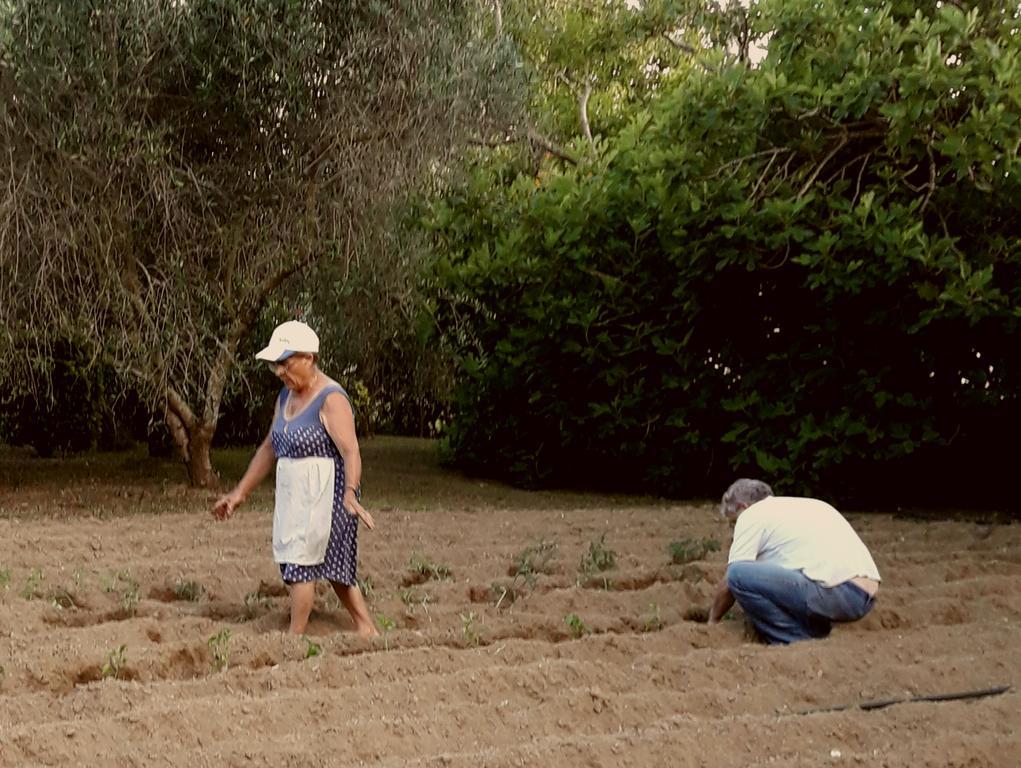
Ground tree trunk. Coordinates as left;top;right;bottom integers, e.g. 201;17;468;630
186;421;217;488
165;398;220;488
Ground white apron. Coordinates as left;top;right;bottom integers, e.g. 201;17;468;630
272;456;335;565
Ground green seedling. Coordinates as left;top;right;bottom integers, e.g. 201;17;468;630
564;613;588;638
120;580;140;615
319;589;341;612
491;581;520;609
99;571;140;614
399;588;432;615
376;613;396;651
242;591;271;620
511;538;559;589
357;576;375;601
304;638;322;659
643;602;664;632
101;645;128;680
667;537;721;565
0;568;11;590
208;629;231;672
460;611;481;647
580;534;616;576
408;554;452;582
49;587;78;610
171;579;206;602
21;568;43;600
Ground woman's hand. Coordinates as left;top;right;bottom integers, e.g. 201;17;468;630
212;489;245;520
344;488;375;530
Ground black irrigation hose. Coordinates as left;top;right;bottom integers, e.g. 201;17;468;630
795;685;1011;716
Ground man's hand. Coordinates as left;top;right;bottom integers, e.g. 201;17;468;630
708;572;735;624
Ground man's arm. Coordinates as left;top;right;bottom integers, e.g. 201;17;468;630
708;570;735;624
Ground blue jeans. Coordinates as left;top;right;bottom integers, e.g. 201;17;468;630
727;561;875;645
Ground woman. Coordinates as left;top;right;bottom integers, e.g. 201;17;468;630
212;320;378;637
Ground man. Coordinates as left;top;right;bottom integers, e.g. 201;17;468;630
708;479;881;644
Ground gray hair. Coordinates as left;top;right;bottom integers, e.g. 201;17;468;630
720;478;774;519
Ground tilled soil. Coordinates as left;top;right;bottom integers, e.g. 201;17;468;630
0;500;1018;767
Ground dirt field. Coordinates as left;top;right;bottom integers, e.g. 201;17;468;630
0;440;1018;767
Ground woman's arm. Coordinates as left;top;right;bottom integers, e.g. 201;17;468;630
212;401;280;520
321;391;375;530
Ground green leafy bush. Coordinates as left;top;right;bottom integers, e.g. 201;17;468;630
425;0;1019;504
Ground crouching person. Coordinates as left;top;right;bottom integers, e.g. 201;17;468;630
708;479;880;644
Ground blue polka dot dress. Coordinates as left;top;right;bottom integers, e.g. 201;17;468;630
270;384;359;586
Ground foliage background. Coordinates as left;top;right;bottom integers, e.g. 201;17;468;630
423;0;1019;506
2;0;1017;507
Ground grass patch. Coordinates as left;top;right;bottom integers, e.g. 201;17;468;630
0;437;671;521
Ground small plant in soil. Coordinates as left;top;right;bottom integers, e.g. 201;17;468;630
101;645;128;680
564;613;589;638
21;568;44;600
208;629;232;672
579;534;616;576
48;587;78;610
376;613;397;651
357;576;375;601
0;568;11;590
304;638;322;659
491;581;519;609
171;580;206;602
642;602;664;632
667;537;721;565
242;591;271;620
99;572;118;593
400;589;431;614
511;538;559;589
408;554;452;582
120;580;140;616
460;611;481;647
100;571;140;614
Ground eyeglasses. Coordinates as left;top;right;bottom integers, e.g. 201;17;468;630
266;354;307;372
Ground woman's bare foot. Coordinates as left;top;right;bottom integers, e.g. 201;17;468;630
331;581;378;638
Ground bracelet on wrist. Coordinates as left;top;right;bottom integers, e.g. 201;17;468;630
345;485;362;502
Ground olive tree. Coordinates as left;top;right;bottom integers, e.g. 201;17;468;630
0;0;515;485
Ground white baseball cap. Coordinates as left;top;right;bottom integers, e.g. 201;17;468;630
254;320;320;362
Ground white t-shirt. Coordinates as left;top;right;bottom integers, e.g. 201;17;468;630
728;496;881;587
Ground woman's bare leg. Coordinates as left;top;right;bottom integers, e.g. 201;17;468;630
331;581;378;638
288;582;316;634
